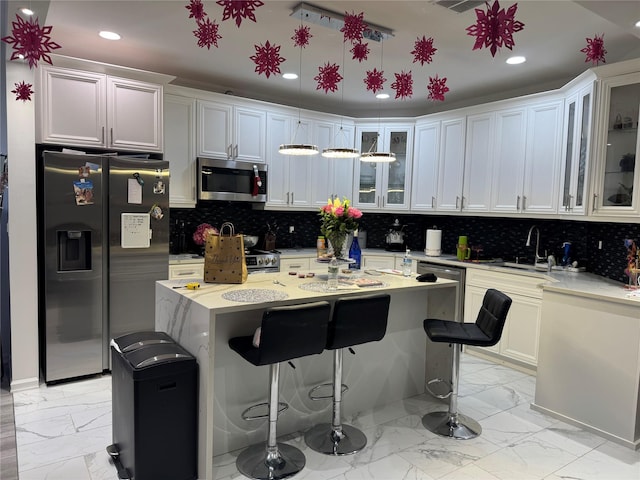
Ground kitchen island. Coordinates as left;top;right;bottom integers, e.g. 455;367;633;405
155;270;458;480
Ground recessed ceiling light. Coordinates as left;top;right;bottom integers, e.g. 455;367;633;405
99;31;121;40
20;8;34;15
282;73;298;80
506;56;526;65
635;20;640;28
376;93;390;99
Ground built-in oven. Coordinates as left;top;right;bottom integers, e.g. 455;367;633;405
245;249;280;274
197;158;267;202
417;261;466;322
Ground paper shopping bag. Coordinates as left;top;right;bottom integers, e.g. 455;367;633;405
204;222;248;284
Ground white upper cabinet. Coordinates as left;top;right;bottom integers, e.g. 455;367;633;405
164;94;197;208
353;123;414;211
591;72;640;217
310;120;355;207
559;82;594;215
197;99;265;162
38;66;163;152
436;117;466;211
462;112;494;212
490;107;528;213
410;121;440;211
522;99;564;214
265;112;313;208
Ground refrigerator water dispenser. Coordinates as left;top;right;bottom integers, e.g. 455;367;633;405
57;230;91;271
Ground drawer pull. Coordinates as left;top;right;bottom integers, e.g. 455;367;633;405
177;271;197;276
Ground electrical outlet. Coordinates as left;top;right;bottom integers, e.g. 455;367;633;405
289;226;295;233
598;240;603;250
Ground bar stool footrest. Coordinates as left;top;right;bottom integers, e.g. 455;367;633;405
308;383;348;401
425;378;453;399
241;401;288;421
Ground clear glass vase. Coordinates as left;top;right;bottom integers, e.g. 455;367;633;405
327;233;347;259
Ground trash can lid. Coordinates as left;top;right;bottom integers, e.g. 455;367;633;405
110;331;174;354
124;343;195;371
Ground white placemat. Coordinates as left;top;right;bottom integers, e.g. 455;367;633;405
221;289;288;303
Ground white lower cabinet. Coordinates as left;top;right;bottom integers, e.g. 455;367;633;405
362;255;395;270
169;263;204;280
464;269;543;368
280;257;311;272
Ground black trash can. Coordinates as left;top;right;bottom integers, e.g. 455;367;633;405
109;332;198;480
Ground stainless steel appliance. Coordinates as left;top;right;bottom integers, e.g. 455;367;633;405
197;157;267;202
245;249;280;274
38;150;169;383
417;261;465;322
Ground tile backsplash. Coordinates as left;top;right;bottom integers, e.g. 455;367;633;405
171;202;637;284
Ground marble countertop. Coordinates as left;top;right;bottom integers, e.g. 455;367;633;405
170;249;639;307
159;270;457;313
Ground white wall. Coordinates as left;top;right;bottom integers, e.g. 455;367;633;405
6;61;39;391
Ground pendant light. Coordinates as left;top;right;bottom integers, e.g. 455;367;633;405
322;43;360;159
360;39;395;163
279;22;318;156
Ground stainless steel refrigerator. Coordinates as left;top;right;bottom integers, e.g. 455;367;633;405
38;150;169;383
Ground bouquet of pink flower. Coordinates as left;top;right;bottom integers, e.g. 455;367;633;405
193;223;218;246
319;198;362;238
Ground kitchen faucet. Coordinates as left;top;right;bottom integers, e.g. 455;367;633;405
526;225;546;263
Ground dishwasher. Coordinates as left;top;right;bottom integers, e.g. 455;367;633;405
417;260;466;401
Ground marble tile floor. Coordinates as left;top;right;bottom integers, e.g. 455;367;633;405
9;355;640;480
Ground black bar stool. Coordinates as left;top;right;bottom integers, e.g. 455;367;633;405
228;301;331;480
422;288;511;439
304;294;391;455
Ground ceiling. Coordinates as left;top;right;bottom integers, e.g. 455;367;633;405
5;1;640;117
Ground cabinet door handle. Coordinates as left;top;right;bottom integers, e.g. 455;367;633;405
286;192;290;205
233;144;238;158
455;196;460;209
110;127;113;145
592;193;598;212
291;192;294;204
177;271;196;276
101;126;105;143
461;196;465;210
568;194;573;211
431;196;435;209
516;195;521;210
288;264;302;269
227;144;232;159
522;196;526;211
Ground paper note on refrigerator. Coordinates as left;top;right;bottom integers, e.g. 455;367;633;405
127;178;143;204
121;213;150;248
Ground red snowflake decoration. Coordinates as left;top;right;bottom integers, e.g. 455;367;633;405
193;18;222;49
427;75;449;102
2;14;61;69
250;41;285;78
364;68;386;94
412;36;437;66
341;11;367;44
581;34;607;65
185;0;207;21
314;62;342;93
216;0;264;28
292;25;312;48
391;71;413;100
11;81;33;102
351;41;370;62
466;1;524;57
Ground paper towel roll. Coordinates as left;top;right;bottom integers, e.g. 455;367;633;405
425;229;442;256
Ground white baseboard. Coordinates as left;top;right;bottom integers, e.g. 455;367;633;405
10;376;40;392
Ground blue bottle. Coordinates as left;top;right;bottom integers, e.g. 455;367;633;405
561;241;572;267
348;230;362;270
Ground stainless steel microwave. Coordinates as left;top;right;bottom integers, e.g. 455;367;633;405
197;158;267;202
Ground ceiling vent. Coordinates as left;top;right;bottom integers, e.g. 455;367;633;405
433;1;485;14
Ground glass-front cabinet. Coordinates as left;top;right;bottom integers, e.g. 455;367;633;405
592;73;640;216
559;82;593;215
353;123;414;210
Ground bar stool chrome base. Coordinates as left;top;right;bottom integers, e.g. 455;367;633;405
304;423;367;456
421;411;482;439
236;442;305;480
